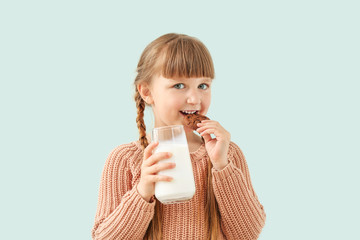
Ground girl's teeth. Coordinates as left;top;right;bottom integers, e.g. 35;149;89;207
181;110;198;115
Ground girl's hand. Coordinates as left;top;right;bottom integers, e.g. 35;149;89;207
137;141;176;202
196;120;231;170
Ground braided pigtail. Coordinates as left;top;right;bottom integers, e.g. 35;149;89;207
206;159;221;239
135;89;149;150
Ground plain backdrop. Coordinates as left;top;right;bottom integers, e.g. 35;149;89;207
1;0;359;239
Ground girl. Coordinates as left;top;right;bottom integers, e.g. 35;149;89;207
92;33;266;240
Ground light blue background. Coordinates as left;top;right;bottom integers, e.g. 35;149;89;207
1;1;359;239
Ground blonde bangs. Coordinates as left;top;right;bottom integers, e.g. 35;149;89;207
158;37;215;79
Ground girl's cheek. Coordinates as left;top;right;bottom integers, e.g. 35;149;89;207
169;97;183;106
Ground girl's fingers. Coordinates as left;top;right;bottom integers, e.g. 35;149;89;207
198;121;221;128
199;128;215;136
200;130;221;141
196;126;211;133
202;132;212;143
197;121;227;136
147;174;173;182
197;123;217;131
143;141;159;160
199;127;230;141
146;162;176;175
198;120;220;126
197;125;218;135
199;119;212;124
144;152;172;167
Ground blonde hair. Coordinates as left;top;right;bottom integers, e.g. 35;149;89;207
134;33;220;239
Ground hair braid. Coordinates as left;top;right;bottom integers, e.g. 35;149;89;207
135;90;149;149
206;159;221;239
135;89;162;240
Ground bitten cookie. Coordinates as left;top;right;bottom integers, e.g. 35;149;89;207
182;113;210;130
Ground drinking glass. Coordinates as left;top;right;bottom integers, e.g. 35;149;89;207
152;125;196;204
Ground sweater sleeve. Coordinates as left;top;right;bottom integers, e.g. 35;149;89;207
91;145;155;240
211;142;266;240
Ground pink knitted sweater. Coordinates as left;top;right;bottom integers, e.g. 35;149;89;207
92;140;266;239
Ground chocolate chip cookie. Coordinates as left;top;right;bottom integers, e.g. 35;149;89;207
182;113;210;130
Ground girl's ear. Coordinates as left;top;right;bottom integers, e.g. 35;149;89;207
137;83;154;104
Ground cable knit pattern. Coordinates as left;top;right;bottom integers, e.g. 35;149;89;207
92;140;266;239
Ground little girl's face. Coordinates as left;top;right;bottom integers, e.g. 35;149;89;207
149;74;212;131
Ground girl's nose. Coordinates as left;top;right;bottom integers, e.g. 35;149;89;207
187;90;201;105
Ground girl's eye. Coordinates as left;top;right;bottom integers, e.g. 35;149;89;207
174;83;185;89
198;83;209;90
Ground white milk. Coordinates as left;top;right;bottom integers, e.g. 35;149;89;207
154;143;196;204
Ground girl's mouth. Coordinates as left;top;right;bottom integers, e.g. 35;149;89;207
180;110;199;116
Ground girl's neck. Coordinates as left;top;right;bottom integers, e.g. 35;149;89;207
185;131;203;143
184;131;204;152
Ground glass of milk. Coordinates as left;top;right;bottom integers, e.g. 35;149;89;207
152;125;196;204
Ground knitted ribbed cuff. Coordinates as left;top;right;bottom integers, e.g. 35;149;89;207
211;160;236;181
131;185;156;212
